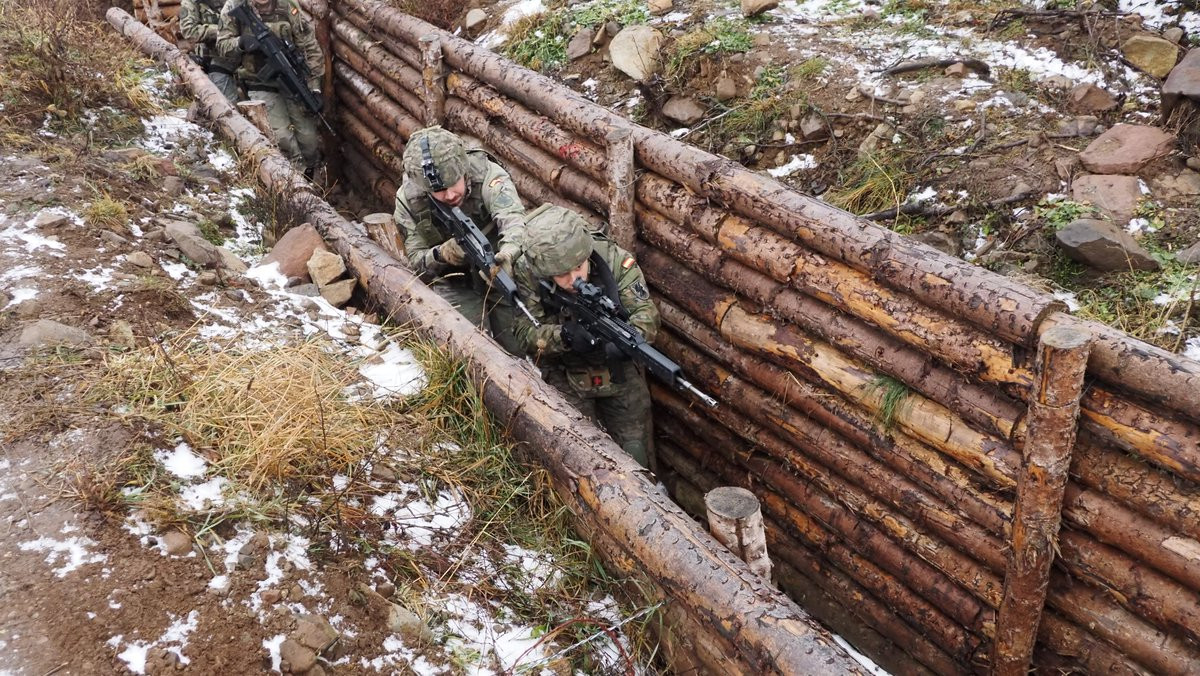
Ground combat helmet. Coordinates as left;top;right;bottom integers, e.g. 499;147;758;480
523;205;595;278
401;126;468;192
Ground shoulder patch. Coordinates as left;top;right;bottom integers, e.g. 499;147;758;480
488;176;505;189
291;6;299;14
631;280;650;300
621;256;636;270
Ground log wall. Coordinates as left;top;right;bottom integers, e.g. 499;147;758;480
299;1;1200;672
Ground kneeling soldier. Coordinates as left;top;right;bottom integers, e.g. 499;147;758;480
394;126;527;354
511;204;659;468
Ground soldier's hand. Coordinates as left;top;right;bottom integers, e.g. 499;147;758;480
238;34;260;52
560;320;600;353
435;239;465;266
494;241;520;277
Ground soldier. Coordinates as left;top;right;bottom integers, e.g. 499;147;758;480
216;0;323;173
394;126;527;354
179;0;240;104
510;204;659;468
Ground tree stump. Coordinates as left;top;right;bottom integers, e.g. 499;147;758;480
706;486;772;579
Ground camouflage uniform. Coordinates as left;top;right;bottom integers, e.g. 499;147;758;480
394;126;527;354
511;205;659;468
179;0;240;103
216;0;323;169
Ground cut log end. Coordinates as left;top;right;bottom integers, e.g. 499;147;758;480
706;486;762;520
1040;326;1093;351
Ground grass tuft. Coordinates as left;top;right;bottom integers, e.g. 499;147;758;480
84;194;130;230
865;375;911;432
827;153;915;215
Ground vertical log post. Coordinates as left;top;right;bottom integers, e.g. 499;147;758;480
362;212;405;260
705;486;773;579
419;34;446;127
606;127;635;245
310;0;340;179
992;326;1093;675
236;100;274;141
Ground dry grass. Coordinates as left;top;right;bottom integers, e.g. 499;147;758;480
827;153;916;216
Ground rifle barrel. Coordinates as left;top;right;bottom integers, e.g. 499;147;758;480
679;378;719;408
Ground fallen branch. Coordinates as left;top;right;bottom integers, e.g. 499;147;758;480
880;58;991;79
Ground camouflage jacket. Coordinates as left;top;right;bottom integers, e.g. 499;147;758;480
511;233;660;368
393;151;527;277
179;0;238;71
215;0;324;90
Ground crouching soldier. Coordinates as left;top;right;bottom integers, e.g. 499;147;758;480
510;204;659;468
394;126;527;354
216;0;324;174
180;0;240;103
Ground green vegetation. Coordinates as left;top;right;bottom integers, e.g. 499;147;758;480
1035;199;1095;231
83;193;129;230
197;218;225;246
866;375;911;432
827;153;916;216
506;0;650;72
666;16;754;85
705;62;821;151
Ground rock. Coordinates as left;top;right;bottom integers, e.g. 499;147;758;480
716;76;738;102
953;99;977;112
163;176;185;197
217;247;248;273
947;209;969;225
307;250;346;288
662;96;706;125
257;223;328;282
126;251;155;268
1068;83;1118;113
224;288;246;303
1075;115;1100;136
609;26;663;82
0;291;9;308
1079;124;1176;174
1044;75;1074;89
741;0;778;17
1164;27;1185;44
649;0;672;15
388;603;433;643
1163;48;1200;119
279;639;317;673
108;320;136;349
1122;34;1180;78
289;283;320;297
320;279;356;307
262;589;283;605
237;531;270;569
800;113;829;140
144;227;166;242
163;219;223;267
944;62;968;77
1150;167;1200;197
101;147;149;163
1072;174;1142;225
1056;219;1160;271
18;320;94;348
567;29;593;61
376;581;396;599
197;271;219;286
912;230;962;257
292;615;339;653
591;26;610;47
30;209;70;229
161;531;192;556
605;20;621;37
463;8;488;35
99;230;130;247
1176;241;1200;264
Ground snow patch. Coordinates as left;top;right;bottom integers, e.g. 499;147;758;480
155;441;208;480
179;477;228;511
19;535;106;577
767;154;818;177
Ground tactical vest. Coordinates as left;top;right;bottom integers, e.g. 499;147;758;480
237;1;303;87
187;0;238;71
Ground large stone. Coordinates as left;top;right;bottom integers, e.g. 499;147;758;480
741;0;778;17
161;531;192;556
388;603;433;643
1163;48;1200;119
1079;124;1176;174
1068;83;1118;113
30;209;71;230
1177;241;1200;264
463;9;488;36
292;615;338;653
258;223;328;282
609;26;663;82
567;29;593;61
1164;27;1185;44
1150;167;1200;198
800;113;829;140
1056;219;1160;271
1072;174;1142;225
320;279;356;307
278;638;317;673
163;219;223;268
911;230;962;257
662;96;706;125
126;251;155;269
1122;33;1180;78
18;320;94;348
649;0;673;15
216;247;248;273
307;250;346;288
715;76;738;102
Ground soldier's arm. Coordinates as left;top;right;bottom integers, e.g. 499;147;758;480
511;266;566;358
393;187;445;277
215;2;244;59
481;162;527;247
616;254;660;344
290;3;326;89
179;1;218;42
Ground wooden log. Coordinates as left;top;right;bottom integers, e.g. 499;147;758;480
332;31;424;119
705;487;772;579
993;327;1093;676
331;61;423;139
362;212;404;260
236;100;274;140
104;10;865;673
334;86;408;161
340;142;396;206
500;161;607;230
606;127;635;249
337;105;405;178
419;34;445;126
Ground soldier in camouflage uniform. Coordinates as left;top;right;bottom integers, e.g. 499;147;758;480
179;0;240;103
216;0;323;172
510;204;659;468
394;126;528;354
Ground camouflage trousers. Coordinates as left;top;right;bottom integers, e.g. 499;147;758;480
542;361;654;469
428;275;521;357
207;70;239;105
248;88;320;169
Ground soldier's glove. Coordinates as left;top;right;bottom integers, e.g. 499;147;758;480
561;320;600;353
238;34;260;52
433;239;465;266
493;241;520;277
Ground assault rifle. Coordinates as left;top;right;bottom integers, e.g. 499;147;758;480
230;1;334;134
541;278;718;408
428;199;539;326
